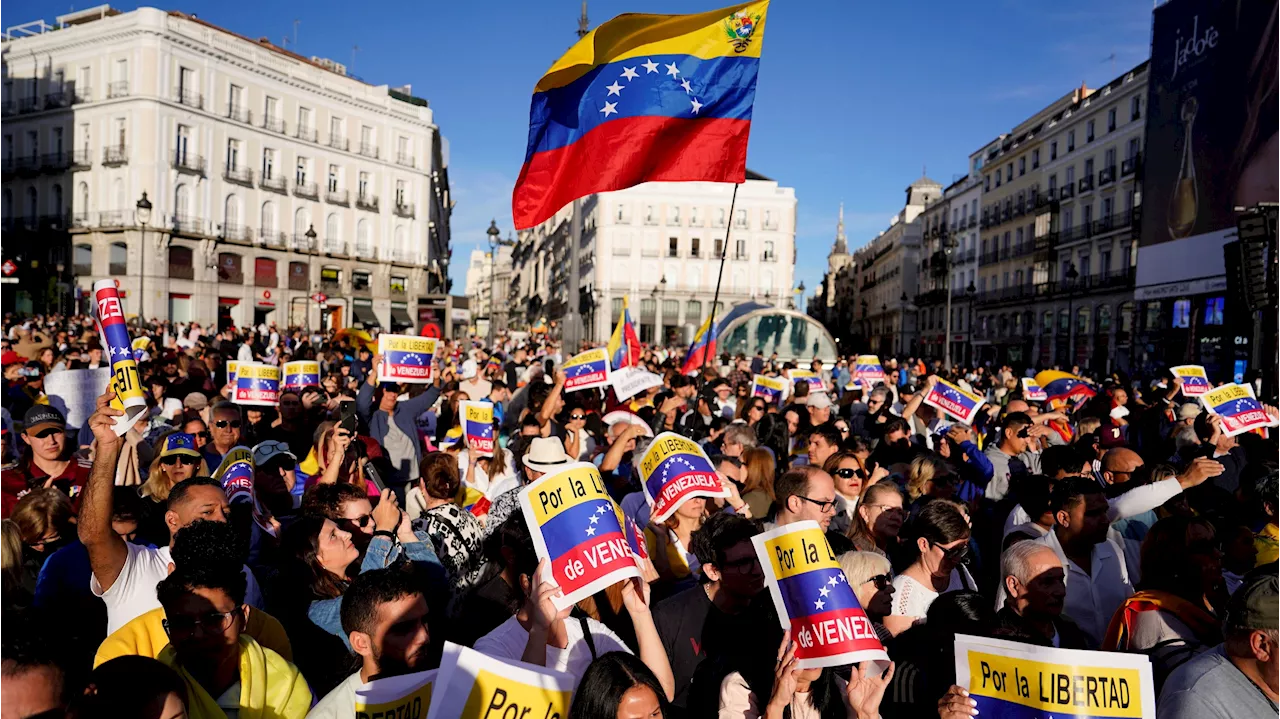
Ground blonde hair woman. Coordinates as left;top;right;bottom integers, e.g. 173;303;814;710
138;431;207;546
904;454;954;503
740;447;776;518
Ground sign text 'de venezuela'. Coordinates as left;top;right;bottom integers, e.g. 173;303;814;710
561;347;612;392
638;432;729;523
1201;382;1277;437
518;463;640;610
753;521;887;670
924;378;987;424
233;363;280;407
1171;365;1210;396
955;634;1155;719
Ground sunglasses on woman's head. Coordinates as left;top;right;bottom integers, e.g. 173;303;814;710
215;419;242;429
161;455;200;466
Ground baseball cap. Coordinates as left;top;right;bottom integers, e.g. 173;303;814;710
0;351;26;367
1177;403;1200;421
158;432;202;459
807;392;833;410
183;392;210;411
1224;568;1279;632
1098;424;1126;449
23;405;66;435
252;440;297;467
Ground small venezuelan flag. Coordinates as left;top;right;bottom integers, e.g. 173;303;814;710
513;1;769;229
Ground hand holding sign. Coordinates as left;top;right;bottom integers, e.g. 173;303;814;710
427;642;574;719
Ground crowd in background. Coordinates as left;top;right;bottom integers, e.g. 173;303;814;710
0;311;1277;719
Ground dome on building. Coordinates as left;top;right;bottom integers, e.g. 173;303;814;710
718;305;839;364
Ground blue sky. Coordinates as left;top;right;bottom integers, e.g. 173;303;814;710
11;0;1154;295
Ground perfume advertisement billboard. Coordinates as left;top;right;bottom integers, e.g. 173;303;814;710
1136;0;1277;292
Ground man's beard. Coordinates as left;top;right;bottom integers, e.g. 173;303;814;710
372;643;430;678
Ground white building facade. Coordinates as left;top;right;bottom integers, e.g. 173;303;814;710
1;6;451;329
509;173;797;346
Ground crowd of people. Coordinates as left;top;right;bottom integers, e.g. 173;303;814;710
0;312;1277;719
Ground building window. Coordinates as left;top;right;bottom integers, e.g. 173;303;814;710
1050;141;1058;161
1048;174;1057;193
352;271;371;291
1084;158;1094;177
395;180;407;206
1031;149;1040;169
994;172;1001;188
358;172;370;197
690;237;700;257
1107;108;1116;132
1006;164;1013;182
298;107;312;132
984;174;991;191
734;239;746;258
226;139;240;169
262;149;275;179
714;238;723;258
763;240;774;259
1127;138;1140;160
264;96;278;122
668;237;679;257
1171;299;1191;328
668;205;680;224
390;275;407;294
645;205;655;224
327;165;339;192
1018;157;1026;176
1086;120;1095;142
1067;130;1075;152
296;158;308;185
1203;296;1225;325
734;209;747;228
1130;96;1141;121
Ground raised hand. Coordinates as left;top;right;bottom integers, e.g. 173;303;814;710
846;661;896;719
87;390;125;451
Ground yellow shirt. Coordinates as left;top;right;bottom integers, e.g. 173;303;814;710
95;605;293;668
159;635;311;719
1256;523;1278;567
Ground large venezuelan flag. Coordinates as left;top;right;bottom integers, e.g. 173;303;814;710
513;1;769;229
607;296;642;369
1034;370;1097;405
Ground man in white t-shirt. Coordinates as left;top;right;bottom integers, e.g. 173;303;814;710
309;568;435;718
81;392;262;634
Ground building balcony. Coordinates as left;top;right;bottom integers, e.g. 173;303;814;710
356;193;379;211
222;223;253;244
358;143;379;159
261;231;287;248
325;189;349;206
171;214;205;237
99;211;126;227
327;135;349;151
40;152;71;172
174;88;203;109
68;148;91;169
44;91;70;109
0;101;14;117
107;81;129;98
295;126;318;143
395;153;415;168
15;155;41;176
173;152;206;176
1121;153;1142;177
227;104;252;124
1015;201;1026;217
761;251;776;262
102;145;128;166
262;116;287;134
1078;176;1095;194
261;175;288;194
967;216;977;228
1059;185;1075;200
291;233;315;252
390;248;416;264
18;97;39;113
223;165;254;186
1099;166;1116;186
323;237;345;255
74;87;92;103
979;250;999;265
393;201;415;218
70;212;93;229
293;182;319;200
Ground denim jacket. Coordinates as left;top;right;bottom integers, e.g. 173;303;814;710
306;531;444;648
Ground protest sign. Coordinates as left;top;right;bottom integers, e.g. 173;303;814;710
233;363;280;406
378;334;437;383
226;360;239;386
1201;382;1277;437
562;347;611;392
787;368;823;393
428;642;574;719
1021;377;1047;402
753;521;887;670
43;368;111;429
954;633;1155;719
1171;365;1210;397
354;668;437;718
752;374;788;405
638;432;728;523
610;365;663;401
518;462;640;610
460;401;495;457
924;378;987;423
853;355;885;385
282;360;320;390
92;280;148;436
213;447;276;537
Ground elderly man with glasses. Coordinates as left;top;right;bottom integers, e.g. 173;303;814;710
201;403;243;470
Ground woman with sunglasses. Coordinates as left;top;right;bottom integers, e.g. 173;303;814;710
138;431;208;546
890;501;976;626
560;404;596;461
847;482;906;557
822;452;889;536
734;396;769;428
839;550;897;643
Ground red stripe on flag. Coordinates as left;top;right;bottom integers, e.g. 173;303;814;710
513;116;751;229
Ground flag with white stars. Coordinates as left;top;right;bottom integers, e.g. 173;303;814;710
379;334;438;383
924;378;987;424
1171;365;1211;397
1035;370;1098;405
954;633;1157;719
562;348;612;392
752;374;788;406
1021;377;1048;402
233;363;281;407
639;431;729;522
853;355;886;386
461;401;496;457
787;369;823;393
213;447;277;537
283;360;320;390
518;463;641;610
512;1;770;229
1202;382;1277;437
753;521;886;670
92;279;147;436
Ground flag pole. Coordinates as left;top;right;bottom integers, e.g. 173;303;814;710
702;182;742;371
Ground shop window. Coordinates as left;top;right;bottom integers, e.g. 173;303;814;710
1203;296;1224;325
352;271;371;291
1171;299;1191;328
1143;301;1162;331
